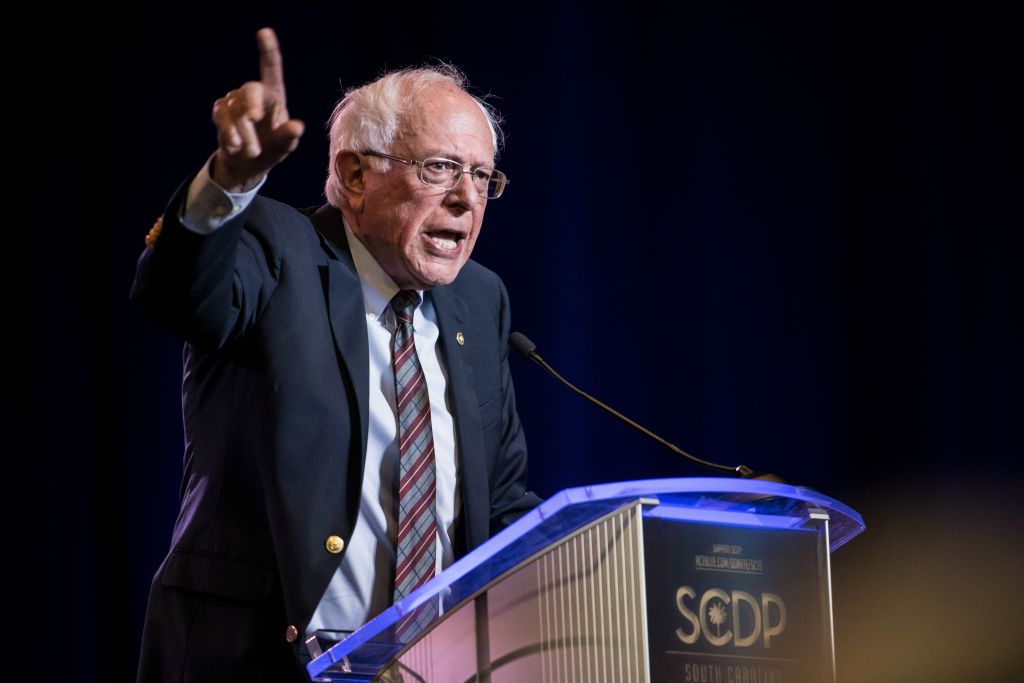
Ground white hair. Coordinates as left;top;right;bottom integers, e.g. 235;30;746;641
324;64;504;208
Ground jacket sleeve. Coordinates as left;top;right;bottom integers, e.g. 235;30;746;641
130;179;282;349
488;277;543;534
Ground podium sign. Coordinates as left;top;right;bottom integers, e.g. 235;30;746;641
306;478;863;682
644;518;828;682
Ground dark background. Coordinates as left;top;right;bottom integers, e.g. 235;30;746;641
10;0;1021;680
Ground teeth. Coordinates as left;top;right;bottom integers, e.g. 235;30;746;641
430;236;457;249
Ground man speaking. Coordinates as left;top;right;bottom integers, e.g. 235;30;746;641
132;28;539;681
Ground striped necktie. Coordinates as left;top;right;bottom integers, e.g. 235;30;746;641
390;290;438;611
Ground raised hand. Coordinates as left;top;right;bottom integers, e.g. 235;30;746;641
211;28;305;192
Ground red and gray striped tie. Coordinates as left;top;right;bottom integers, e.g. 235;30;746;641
390;290;438;621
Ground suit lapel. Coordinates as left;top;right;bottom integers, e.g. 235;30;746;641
429;285;490;551
309;203;489;551
310;205;371;463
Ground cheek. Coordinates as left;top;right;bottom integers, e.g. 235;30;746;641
399;213;433;253
363;179;425;235
370;203;419;250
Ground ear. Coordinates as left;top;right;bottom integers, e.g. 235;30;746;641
334;150;367;210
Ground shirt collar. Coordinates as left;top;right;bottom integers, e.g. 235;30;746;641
343;219;421;321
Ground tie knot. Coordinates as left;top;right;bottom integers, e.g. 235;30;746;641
390;290;419;325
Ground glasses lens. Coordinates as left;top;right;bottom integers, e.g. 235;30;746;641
486;171;507;199
420;159;460;188
469;168;493;193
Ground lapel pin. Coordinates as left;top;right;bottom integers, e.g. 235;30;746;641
456;331;465;346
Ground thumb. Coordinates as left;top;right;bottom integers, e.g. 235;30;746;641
269;119;305;156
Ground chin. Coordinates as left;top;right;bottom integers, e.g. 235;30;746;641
408;263;465;290
415;273;458;290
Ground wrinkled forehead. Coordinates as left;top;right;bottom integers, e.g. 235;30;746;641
396;86;497;162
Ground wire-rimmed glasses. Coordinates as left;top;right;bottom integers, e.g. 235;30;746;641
363;151;509;199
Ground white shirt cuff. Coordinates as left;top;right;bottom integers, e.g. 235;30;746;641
181;155;267;234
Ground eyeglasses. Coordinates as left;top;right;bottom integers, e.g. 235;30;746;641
363;151;509;199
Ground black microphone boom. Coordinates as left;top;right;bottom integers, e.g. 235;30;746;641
509;332;755;478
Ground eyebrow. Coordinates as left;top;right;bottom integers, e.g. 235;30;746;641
421;150;494;167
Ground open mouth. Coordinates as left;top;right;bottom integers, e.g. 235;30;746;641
425;230;464;252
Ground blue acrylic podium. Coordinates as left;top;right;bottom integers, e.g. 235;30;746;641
305;478;864;682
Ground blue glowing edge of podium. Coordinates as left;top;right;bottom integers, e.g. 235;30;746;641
307;477;864;679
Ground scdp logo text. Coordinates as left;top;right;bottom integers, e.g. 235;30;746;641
675;587;787;648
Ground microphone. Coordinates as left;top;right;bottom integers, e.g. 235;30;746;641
510;331;757;478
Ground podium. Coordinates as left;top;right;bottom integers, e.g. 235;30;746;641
306;478;864;682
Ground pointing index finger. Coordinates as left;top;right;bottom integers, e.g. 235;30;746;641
257;28;285;96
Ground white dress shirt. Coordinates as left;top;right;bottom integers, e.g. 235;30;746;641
180;161;459;637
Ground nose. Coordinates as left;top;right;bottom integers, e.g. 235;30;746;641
444;171;482;209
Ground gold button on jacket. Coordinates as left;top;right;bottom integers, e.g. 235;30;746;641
324;535;345;554
285;625;299;643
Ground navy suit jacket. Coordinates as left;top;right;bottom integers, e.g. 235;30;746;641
132;186;538;681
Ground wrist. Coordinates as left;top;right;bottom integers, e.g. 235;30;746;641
211;151;265;193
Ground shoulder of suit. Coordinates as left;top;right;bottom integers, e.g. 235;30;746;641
239;196;322;248
247;195;316;225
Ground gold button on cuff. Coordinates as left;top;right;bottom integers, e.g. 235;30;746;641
285;624;299;643
456;331;465;346
325;535;345;554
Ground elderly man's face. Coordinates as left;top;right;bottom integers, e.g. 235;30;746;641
348;87;494;291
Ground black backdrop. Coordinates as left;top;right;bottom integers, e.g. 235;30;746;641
10;1;1022;680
